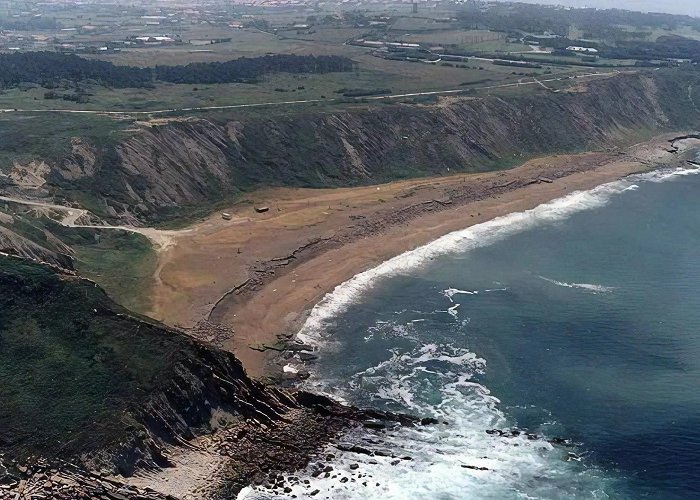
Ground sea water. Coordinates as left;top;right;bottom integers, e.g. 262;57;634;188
243;162;700;499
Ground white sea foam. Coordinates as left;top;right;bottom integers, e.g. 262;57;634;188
362;321;419;344
297;165;700;347
538;275;616;294
243;341;625;499
630;164;700;183
442;287;478;302
246;165;700;500
447;303;460;319
443;287;508;302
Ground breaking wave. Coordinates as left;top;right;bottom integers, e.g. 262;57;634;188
243;337;627;499
236;165;700;499
442;287;508;302
297;165;700;347
538;276;615;294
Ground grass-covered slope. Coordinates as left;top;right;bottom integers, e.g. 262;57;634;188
0;256;182;458
0;255;413;495
0;255;283;473
0;202;157;312
53;226;157;312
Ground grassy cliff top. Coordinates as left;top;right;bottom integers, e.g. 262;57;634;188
0;255;193;460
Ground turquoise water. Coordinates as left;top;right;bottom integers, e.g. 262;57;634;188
245;164;700;499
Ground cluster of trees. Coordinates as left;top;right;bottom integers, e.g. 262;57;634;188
492;60;542;69
523;35;601;51
154;54;354;84
0;16;61;31
457;2;700;40
0;52;153;89
335;87;391;97
599;36;700;62
0;52;354;89
44;91;90;103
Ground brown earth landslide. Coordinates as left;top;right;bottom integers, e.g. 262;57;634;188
148;133;699;378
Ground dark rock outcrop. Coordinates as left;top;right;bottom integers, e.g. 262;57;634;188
0;255;424;498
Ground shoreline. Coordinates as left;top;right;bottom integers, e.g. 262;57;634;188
148;132;699;379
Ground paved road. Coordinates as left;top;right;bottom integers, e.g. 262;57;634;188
0;71;625;118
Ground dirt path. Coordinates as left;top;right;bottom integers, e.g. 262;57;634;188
0;195;186;251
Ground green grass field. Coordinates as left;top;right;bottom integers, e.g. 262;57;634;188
0;1;644;119
0;51;584;115
68;230;156;314
0;204;157;314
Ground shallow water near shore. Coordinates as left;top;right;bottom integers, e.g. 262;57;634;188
243;161;700;499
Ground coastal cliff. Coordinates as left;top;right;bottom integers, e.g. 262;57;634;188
0;255;422;497
1;67;700;499
33;70;700;224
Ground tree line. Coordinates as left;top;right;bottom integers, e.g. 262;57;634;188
599;36;700;62
154;54;354;84
0;17;61;31
0;52;151;89
0;52;354;89
457;2;700;41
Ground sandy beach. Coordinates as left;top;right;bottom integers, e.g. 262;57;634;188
148;133;698;378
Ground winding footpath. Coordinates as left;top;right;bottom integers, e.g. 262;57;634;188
0;195;185;250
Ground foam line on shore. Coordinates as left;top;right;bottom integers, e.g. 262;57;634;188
296;166;700;347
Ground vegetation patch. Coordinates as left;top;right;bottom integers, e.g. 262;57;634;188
336;87;392;97
0;52;354;90
59;228;156;314
0;256;186;460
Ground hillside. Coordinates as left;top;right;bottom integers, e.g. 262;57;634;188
18;69;697;225
0;255;414;496
0;255;265;469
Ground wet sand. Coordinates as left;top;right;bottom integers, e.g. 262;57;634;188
148;133;695;378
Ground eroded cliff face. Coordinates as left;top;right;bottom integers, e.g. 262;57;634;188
0;256;297;473
39;71;700;223
0;225;73;268
0;256;421;497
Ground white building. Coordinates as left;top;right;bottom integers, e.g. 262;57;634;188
567;46;599;54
